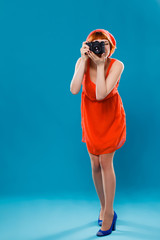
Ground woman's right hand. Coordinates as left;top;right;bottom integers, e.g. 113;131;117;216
80;41;90;61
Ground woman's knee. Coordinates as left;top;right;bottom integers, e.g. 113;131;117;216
99;151;115;170
88;152;101;172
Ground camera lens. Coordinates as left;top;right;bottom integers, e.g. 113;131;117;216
92;41;102;54
93;45;101;54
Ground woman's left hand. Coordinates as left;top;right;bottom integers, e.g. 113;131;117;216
88;50;106;66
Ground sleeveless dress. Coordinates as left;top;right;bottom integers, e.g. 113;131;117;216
81;57;126;155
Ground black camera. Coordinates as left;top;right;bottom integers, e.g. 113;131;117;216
86;41;105;55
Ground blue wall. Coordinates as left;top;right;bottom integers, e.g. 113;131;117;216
0;0;160;196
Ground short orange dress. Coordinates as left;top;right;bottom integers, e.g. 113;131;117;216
81;57;126;155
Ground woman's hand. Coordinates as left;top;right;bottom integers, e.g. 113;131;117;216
88;51;106;66
80;41;90;62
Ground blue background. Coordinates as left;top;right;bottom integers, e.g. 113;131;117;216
1;1;160;240
0;0;160;197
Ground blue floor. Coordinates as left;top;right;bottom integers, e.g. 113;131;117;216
0;190;160;240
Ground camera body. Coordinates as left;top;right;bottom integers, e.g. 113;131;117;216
86;41;105;55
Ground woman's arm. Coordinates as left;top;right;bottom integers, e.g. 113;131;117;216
70;57;87;95
96;60;124;100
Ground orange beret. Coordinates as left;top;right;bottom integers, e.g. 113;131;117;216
86;29;116;57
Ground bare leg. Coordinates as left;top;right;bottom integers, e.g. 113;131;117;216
88;152;105;219
99;151;116;230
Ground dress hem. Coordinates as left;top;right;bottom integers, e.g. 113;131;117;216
82;137;126;155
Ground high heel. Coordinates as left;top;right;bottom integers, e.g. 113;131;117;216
98;208;103;226
96;211;117;237
112;220;116;231
98;217;102;226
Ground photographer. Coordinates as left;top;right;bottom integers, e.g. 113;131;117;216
70;29;126;237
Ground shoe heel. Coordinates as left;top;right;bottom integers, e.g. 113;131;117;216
112;221;116;231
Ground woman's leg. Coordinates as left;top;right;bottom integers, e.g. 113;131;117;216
99;151;116;230
88;152;105;219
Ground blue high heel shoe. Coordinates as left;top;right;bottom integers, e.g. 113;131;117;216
98;208;103;226
96;211;117;237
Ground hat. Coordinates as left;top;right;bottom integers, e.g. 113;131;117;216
86;29;117;57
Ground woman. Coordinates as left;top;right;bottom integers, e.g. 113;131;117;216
70;29;126;236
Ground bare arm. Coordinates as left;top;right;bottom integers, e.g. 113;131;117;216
70;40;90;95
70;57;87;94
96;60;124;100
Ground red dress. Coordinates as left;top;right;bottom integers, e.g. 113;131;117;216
81;58;126;155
